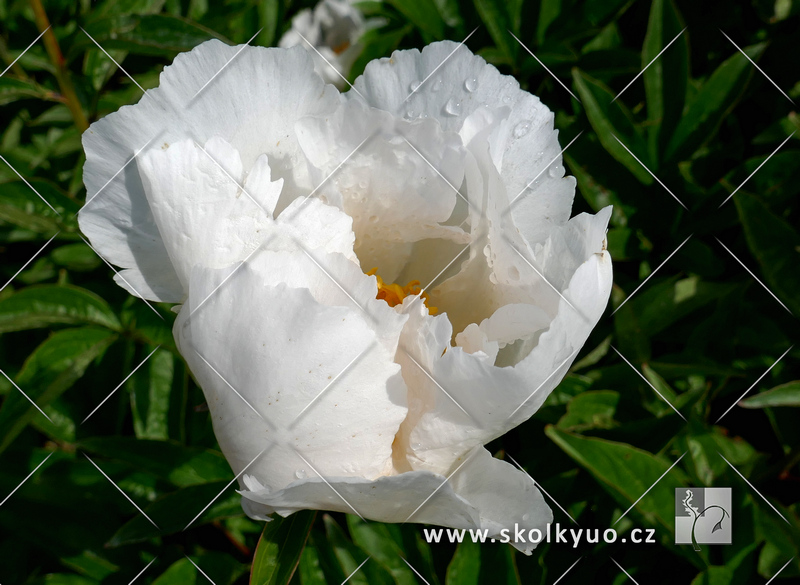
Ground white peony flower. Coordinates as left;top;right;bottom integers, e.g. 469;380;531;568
278;0;375;89
79;39;612;553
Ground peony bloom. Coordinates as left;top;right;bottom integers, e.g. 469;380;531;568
278;0;375;89
79;39;612;553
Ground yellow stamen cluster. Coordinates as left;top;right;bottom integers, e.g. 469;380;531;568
367;268;438;315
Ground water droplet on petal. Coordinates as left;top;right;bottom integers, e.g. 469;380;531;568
502;95;511;103
444;98;461;116
295;469;307;479
513;120;531;138
411;442;422;451
368;215;378;223
522;513;530;521
406;109;418;120
548;164;563;178
465;77;478;92
410;80;421;92
432;78;443;92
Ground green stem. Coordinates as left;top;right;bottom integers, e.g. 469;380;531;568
30;0;89;132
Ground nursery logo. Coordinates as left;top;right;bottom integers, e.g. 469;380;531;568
675;488;732;550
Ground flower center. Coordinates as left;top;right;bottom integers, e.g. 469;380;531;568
367;268;438;314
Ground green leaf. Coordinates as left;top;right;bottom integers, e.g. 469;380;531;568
78;436;231;487
107;480;241;546
689;543;757;585
129;346;174;440
250;511;316;585
664;43;767;162
152;558;197;585
256;0;281;48
51;243;103;272
346;516;418;585
0;327;118;453
546;426;687;533
445;540;480;585
557;390;620;431
478;545;520;585
0;77;60;105
740;382;800;408
0;284;121;333
0;179;80;233
71;15;229;59
385;0;447;40
473;0;521;62
323;515;393;585
298;544;328;585
642;0;688;163
733;191;800;315
572;69;654;184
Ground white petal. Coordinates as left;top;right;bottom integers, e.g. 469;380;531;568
175;246;408;491
348;40;574;245
136;138;280;296
240;445;552;553
80;40;339;301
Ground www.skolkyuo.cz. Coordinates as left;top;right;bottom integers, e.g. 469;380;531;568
423;523;658;547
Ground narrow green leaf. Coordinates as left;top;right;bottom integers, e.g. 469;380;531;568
323;515;393;585
445;540;481;585
642;0;687;163
250;511;316;585
129;346;174;440
0;284;121;333
557;390;620;431
733;191;800;314
257;0;281;48
546;426;687;533
346;516;418;585
473;0;520;62
0;179;80;233
0;327;118;453
0;78;60;105
51;243;103;272
78;436;231;487
572;69;654;184
664;43;767;162
152;558;197;585
298;544;327;585
740;382;800;408
385;0;447;40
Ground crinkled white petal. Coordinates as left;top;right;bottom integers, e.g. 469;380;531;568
239;445;552;554
175;242;408;490
80;40;339;301
347;40;574;245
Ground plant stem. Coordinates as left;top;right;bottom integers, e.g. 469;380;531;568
30;0;89;132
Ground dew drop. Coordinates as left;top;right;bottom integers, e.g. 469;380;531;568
444;98;462;116
502;95;511;103
411;442;422;451
432;78;443;92
409;80;421;92
368;215;378;223
513;120;531;138
522;513;530;521
548;164;563;178
295;469;307;479
405;109;418;120
464;77;478;92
